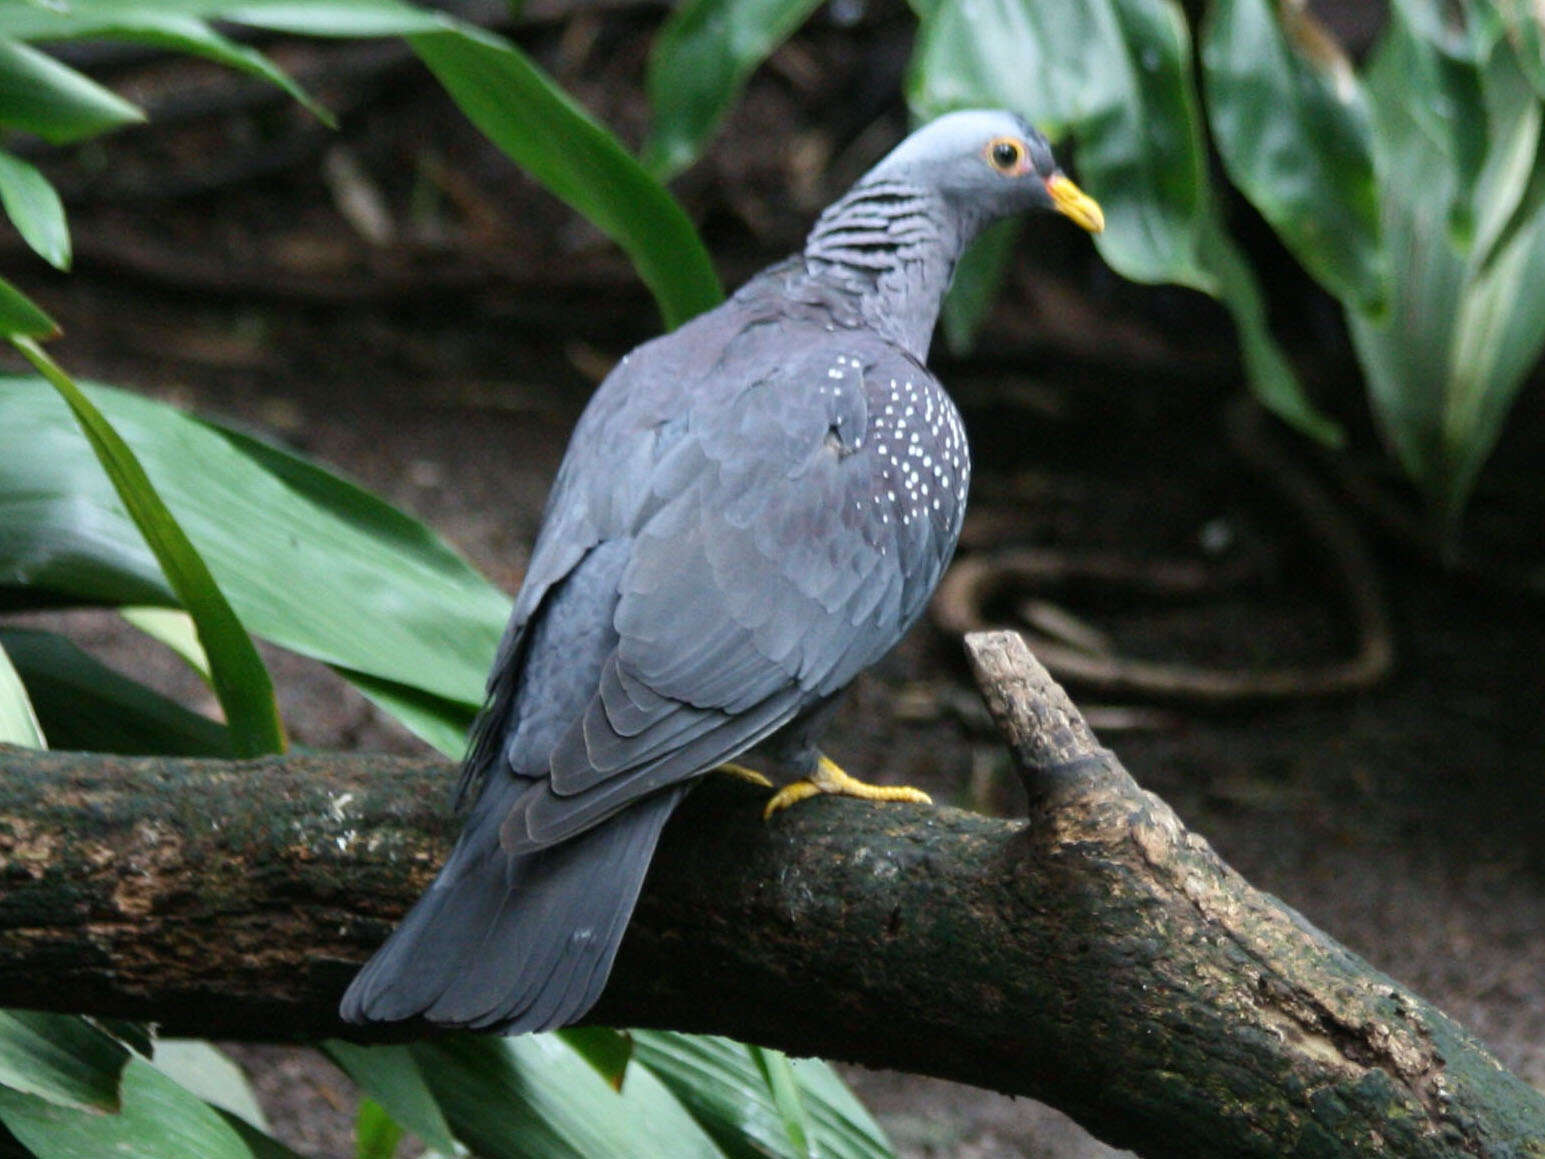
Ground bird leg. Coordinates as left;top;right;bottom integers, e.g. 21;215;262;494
763;755;932;820
716;762;773;788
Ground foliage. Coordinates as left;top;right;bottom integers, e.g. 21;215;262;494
0;4;880;1157
643;0;1545;531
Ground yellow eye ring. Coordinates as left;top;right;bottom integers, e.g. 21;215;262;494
987;137;1025;174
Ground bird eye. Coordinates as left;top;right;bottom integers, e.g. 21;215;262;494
988;138;1024;174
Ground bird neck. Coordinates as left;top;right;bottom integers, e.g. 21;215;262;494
800;179;970;361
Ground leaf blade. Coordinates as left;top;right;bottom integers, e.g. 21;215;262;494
9;341;284;757
0;149;69;269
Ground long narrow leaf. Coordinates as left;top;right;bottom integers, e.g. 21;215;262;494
748;1046;812;1159
0;150;69;269
0;276;57;338
0;36;143;144
9;341;283;757
0;638;44;748
35;12;333;126
410;25;723;329
642;0;825;178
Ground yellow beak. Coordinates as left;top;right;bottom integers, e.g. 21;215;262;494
1045;173;1105;233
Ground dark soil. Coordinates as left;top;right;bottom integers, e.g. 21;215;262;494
4;10;1543;1157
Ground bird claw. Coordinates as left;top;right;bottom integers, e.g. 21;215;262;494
762;755;932;820
716;761;774;788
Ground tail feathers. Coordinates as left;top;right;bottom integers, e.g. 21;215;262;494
340;782;686;1034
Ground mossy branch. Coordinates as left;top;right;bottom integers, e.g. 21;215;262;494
0;632;1540;1158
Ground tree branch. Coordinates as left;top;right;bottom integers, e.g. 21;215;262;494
0;631;1540;1158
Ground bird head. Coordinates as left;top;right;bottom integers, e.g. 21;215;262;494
868;109;1105;236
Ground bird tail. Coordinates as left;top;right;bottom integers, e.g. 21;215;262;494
339;777;687;1034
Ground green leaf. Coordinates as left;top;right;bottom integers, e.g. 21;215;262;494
641;0;825;178
941;218;1020;355
0;149;69;269
31;12;333;127
355;1098;404;1159
0;1013;130;1113
0;377;508;716
1348;11;1545;530
0;638;45;748
344;671;474;758
1202;0;1385;315
0;1056;251;1159
631;1032;894;1159
409;1034;724;1159
121;606;213;685
747;1046;812;1159
0;36;143;144
0;276;58;339
150;1041;268;1132
910;0;1210;287
409;25;723;329
321;1042;460;1158
558;1027;633;1091
10;340;284;757
0;628;233;756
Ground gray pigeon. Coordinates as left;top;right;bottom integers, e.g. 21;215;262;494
340;109;1104;1034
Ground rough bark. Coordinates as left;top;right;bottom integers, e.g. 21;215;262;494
0;632;1540;1158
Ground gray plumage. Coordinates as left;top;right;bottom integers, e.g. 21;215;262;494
341;110;1097;1034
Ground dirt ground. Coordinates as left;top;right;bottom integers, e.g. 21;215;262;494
5;11;1544;1157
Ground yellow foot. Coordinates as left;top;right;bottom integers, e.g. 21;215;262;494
716;761;773;788
762;755;932;820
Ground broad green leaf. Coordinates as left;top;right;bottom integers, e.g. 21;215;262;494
631;1032;894;1159
910;0;1210;288
122;606;212;684
0;1012;129;1113
321;1042;461;1158
0;638;44;748
11;340;284;757
940;218;1020;354
0;378;508;714
0;150;68;269
0;1057;250;1159
748;1046;812;1159
355;1098;404;1159
1349;13;1545;530
0;628;232;755
0;276;57;339
642;0;825;178
1383;0;1491;242
409;1034;724;1159
0;36;143;144
410;25;723;329
1202;0;1385;315
151;1041;268;1132
558;1027;633;1091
